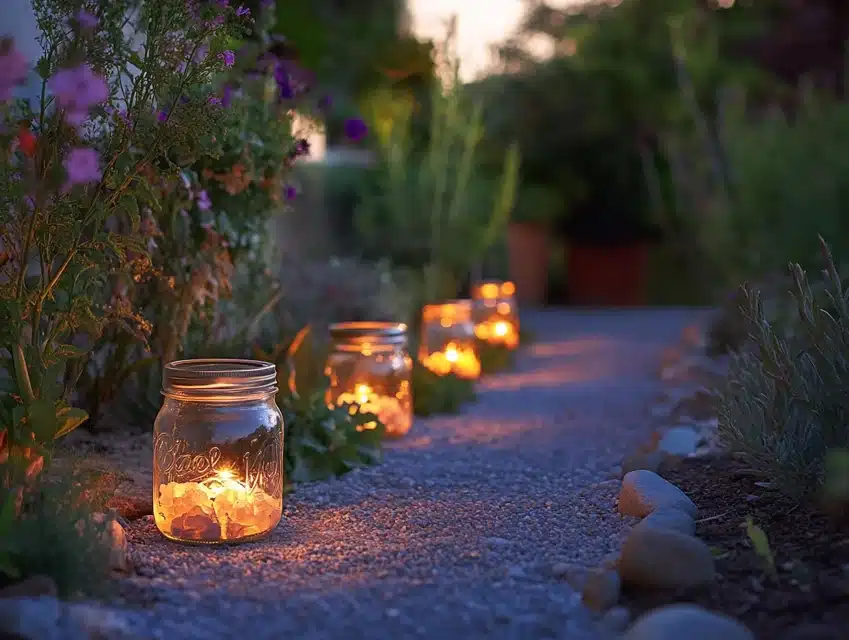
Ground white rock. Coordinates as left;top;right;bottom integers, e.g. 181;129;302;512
0;596;62;639
619;526;715;589
624;604;755;640
619;470;697;518
658;426;702;456
92;512;129;572
634;508;697;536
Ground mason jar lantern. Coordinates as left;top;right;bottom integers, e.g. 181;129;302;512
471;280;520;349
419;300;482;379
325;322;414;437
153;359;284;544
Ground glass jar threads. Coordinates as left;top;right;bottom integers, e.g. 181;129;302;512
325;322;414;437
419;300;482;379
471;280;520;349
153;359;284;544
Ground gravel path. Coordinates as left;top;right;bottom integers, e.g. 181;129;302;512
119;308;710;640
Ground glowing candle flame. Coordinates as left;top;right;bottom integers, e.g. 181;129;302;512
355;383;372;405
445;345;459;362
494;321;509;337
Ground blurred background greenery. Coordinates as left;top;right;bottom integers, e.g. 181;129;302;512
270;0;849;310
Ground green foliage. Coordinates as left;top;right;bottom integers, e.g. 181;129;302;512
718;238;849;498
281;388;383;484
743;515;777;579
356;30;520;303
256;325;386;484
0;458;114;597
718;94;849;284
412;363;476;417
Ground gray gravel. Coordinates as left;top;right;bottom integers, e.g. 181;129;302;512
118;308;710;640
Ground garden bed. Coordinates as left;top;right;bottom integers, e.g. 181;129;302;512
622;455;849;640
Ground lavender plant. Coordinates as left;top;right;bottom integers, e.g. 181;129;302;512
718;238;849;498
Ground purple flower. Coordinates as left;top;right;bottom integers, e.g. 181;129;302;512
207;95;222;106
344;118;368;143
192;44;209;64
64;147;102;186
0;42;29;103
294;138;310;157
197;190;212;211
284;185;297;200
236;5;251;17
217;0;230;6
157;110;168;122
49;64;108;125
219;50;235;68
76;9;98;29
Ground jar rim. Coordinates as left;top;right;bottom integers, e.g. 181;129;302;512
329;321;408;346
423;299;473;310
162;359;278;401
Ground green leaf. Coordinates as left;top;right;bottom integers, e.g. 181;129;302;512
27;399;58;443
54;407;89;439
119;196;141;232
744;516;777;578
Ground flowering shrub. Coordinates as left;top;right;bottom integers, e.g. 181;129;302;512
0;0;302;482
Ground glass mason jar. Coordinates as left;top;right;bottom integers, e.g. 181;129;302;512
153;359;284;544
471;280;520;350
419;300;482;379
325;322;413;438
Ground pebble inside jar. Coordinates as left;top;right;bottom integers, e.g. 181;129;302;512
325;322;414;438
153;359;284;544
471;280;520;349
419;300;482;379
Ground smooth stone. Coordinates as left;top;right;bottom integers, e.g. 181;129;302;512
658;426;702;456
619;470;697;518
619;527;715;589
92;513;130;572
599;606;631;634
623;604;755;640
634;508;697;536
581;569;620;613
0;596;61;639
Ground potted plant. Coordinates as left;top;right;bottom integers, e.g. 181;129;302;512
506;184;564;306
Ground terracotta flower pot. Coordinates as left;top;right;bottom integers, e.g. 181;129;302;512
507;222;549;306
567;243;649;307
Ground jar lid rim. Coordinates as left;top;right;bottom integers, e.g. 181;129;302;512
165;358;276;378
162;359;278;399
329;321;408;345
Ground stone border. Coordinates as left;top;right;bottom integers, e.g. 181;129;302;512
573;468;757;639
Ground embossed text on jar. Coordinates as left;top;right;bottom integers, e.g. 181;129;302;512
325;322;413;437
153;359;284;544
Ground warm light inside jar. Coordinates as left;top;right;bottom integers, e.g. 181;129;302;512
153;358;284;545
326;322;414;437
156;468;281;543
471;281;520;350
419;302;482;379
